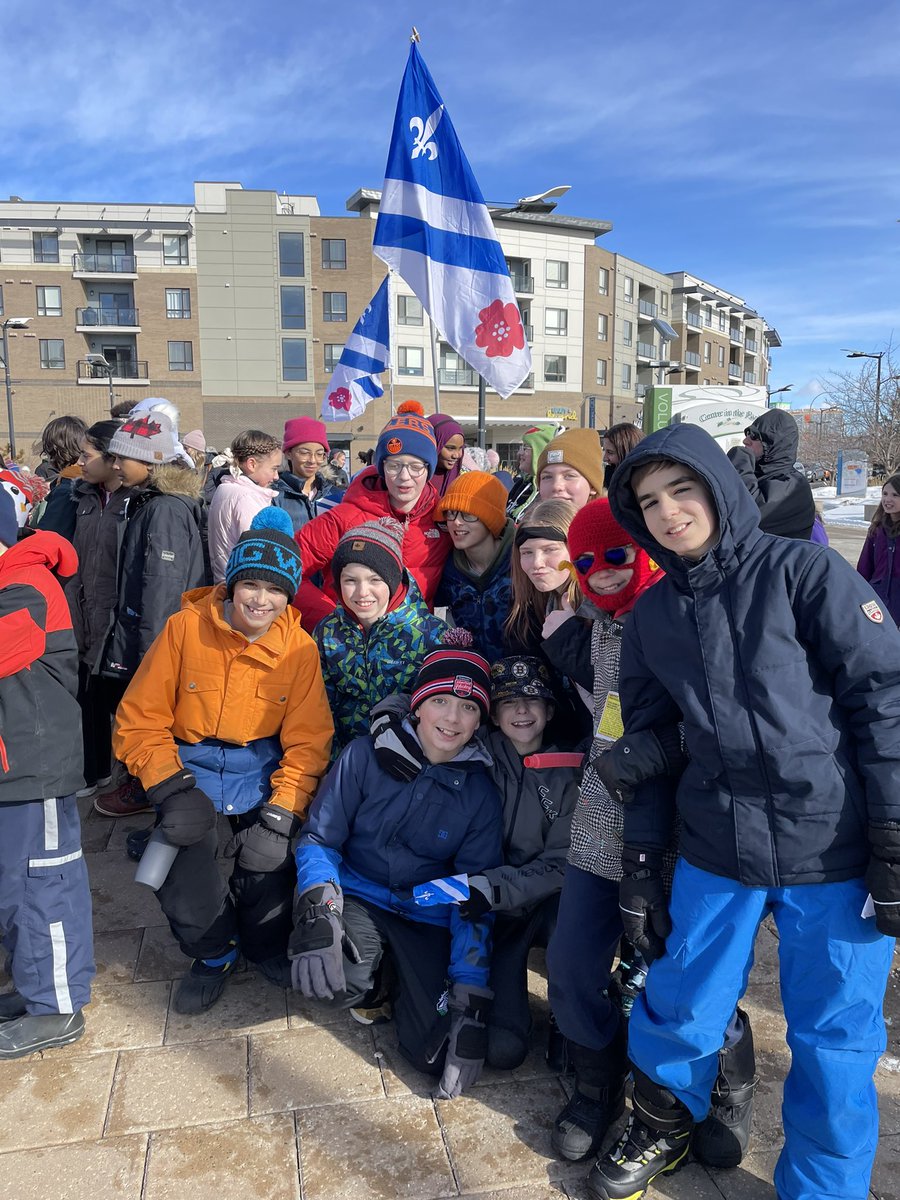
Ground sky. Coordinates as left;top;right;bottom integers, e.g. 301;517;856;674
2;0;898;407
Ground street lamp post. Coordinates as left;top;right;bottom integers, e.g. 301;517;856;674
843;349;885;426
1;316;32;460
767;383;793;405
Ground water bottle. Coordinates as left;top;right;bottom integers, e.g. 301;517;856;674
134;827;179;890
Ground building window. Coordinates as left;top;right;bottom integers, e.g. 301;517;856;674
703;341;712;364
661;293;668;315
165;288;191;319
597;313;608;341
621;363;632;389
398;346;424;376
39;339;65;369
36;285;62;317
322;239;347;269
546;260;569;289
622;319;633;347
168;341;193;371
324;344;342;372
278;232;305;277
624;276;634;302
598;266;609;296
33;232;59;263
717;345;725;368
163;235;189;266
323;292;347;322
544;355;567;383
397;294;423;325
703;304;713;326
596;359;608;386
718;310;727;332
282;338;307;381
280;285;306;329
545;308;568;336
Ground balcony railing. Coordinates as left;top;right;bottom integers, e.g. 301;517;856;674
685;310;703;329
636;341;656;359
744;337;758;353
638;298;658;318
729;328;743;344
509;274;534;294
72;253;137;274
743;371;758;385
684;351;701;367
75;307;139;327
519;373;535;389
727;361;741;377
77;359;148;381
636;383;649;399
438;367;477;387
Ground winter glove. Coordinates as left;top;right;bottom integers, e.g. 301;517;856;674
619;846;671;965
146;769;217;847
288;883;360;1000
865;823;900;937
457;875;493;922
370;701;426;783
224;804;302;873
432;984;493;1100
592;726;685;805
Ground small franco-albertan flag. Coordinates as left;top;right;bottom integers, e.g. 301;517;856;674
412;874;471;907
321;275;391;421
373;43;532;399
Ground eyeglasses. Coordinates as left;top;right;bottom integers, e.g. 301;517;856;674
442;510;479;523
573;546;634;572
292;449;327;462
383;460;428;478
743;429;762;441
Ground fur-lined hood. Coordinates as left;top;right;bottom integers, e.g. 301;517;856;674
147;462;204;500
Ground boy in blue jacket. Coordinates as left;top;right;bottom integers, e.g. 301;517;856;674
586;422;900;1200
290;644;502;1100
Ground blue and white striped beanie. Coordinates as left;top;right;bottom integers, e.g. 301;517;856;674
225;508;302;602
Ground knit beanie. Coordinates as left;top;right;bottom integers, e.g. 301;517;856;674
410;644;492;721
435;471;508;537
86;419;124;453
374;413;438;478
283;416;329;453
225;507;303;602
332;517;405;596
0;488;18;547
536;428;606;497
462;446;489;473
566;498;661;614
490;656;555;705
107;412;178;465
182;429;206;452
521;424;561;477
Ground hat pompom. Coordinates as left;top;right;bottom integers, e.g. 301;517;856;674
397;399;425;416
250;507;294;537
441;627;475;648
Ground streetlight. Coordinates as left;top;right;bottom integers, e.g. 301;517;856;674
767;383;793;404
1;316;31;460
842;349;885;426
84;352;116;413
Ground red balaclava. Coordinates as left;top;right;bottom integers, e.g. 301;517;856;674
566;497;662;617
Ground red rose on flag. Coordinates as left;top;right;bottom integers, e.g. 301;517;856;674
474;300;525;359
328;387;352;412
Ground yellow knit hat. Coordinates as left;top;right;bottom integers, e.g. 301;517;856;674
435;471;508;537
535;428;606;496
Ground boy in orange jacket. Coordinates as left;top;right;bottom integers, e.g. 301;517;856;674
114;508;333;1013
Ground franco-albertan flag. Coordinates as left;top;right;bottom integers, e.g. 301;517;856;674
321;275;391;421
373;43;532;399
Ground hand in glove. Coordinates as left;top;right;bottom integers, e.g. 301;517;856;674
457;875;493;922
541;596;574;641
865;824;900;937
225;804;301;873
592;726;685;805
288;882;359;1000
146;769;217;847
619;846;671;965
432;984;493;1099
370;699;426;782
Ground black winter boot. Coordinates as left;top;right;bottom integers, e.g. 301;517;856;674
586;1068;693;1200
545;1012;571;1074
692;1008;759;1169
551;1021;628;1162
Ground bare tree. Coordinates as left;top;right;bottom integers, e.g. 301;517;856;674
822;338;900;474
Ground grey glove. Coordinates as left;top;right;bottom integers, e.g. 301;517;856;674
288;882;358;1000
592;726;685;805
433;983;493;1100
370;695;425;783
224;804;301;873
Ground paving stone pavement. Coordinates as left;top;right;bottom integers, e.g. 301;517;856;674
2;522;893;1200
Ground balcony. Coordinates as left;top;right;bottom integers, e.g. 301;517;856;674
684;351;701;368
636;383;649;399
729;327;743;344
519;373;535;390
636;341;657;360
77;359;149;385
438;367;477;387
728;361;741;378
75;307;140;331
638;298;658;319
743;371;758;385
509;274;534;295
524;324;533;341
685;310;702;329
72;253;138;279
745;337;758;353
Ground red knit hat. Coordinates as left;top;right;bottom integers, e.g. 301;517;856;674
283;417;329;453
410;645;492;721
566;498;662;615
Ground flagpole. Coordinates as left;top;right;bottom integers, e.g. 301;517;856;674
386;270;396;415
429;316;441;414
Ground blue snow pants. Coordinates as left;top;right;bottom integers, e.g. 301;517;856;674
0;796;95;1014
629;859;893;1200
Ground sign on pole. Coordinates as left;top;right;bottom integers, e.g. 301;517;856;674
836;450;868;497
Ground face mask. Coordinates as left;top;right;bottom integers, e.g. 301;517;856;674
566;499;661;613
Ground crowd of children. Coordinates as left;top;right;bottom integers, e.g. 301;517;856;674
2;400;899;1200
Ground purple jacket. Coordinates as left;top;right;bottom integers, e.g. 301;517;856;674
857;525;900;624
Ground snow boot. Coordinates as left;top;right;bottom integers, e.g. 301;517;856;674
545;1012;571;1073
692;1007;759;1169
552;1020;628;1162
174;940;239;1014
0;1010;85;1059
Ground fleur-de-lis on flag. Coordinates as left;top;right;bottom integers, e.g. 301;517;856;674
409;104;443;160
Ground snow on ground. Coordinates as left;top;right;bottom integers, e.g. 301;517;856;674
817;484;881;527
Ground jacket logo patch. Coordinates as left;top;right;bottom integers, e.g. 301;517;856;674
862;599;884;623
538;784;558;821
160;550;176;561
437;829;448;839
425;528;441;538
452;675;474;698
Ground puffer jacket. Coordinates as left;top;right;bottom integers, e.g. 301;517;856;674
294;467;450;632
609;421;900;888
726;408;815;539
102;465;207;681
315;576;446;750
272;468;340;536
296;730;502;988
857;524;900;625
482;729;578;915
436;520;515;662
65;480;135;668
113;585;333;815
207;472;277;583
